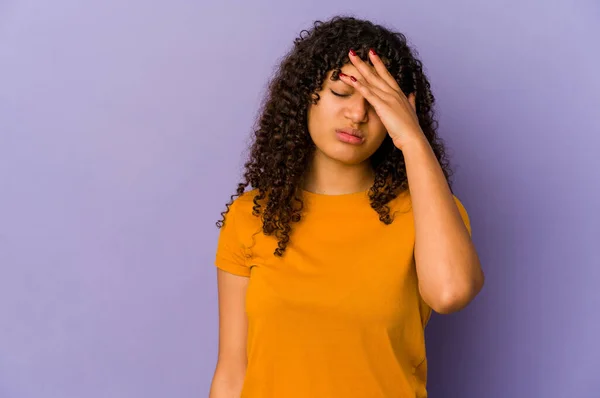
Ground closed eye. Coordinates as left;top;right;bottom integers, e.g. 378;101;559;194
330;89;350;98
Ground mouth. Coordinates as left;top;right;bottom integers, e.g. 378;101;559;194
335;128;365;145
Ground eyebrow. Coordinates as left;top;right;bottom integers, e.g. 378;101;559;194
328;80;349;90
329;74;348;84
329;76;353;90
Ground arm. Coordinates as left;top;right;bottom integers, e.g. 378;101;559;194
209;269;249;398
335;48;483;314
403;137;484;314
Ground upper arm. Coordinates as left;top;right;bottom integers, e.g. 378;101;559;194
215;200;252;277
210;269;249;397
211;200;251;395
215;268;249;369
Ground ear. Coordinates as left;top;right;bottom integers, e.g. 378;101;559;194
408;92;416;112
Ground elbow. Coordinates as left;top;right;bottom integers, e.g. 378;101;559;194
429;291;474;314
426;270;485;315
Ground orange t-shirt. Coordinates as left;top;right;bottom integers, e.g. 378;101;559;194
215;188;471;397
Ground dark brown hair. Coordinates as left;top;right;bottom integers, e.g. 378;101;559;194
217;16;454;256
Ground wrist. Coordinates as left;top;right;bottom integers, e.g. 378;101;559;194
396;133;430;153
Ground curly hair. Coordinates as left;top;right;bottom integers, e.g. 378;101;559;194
217;15;454;256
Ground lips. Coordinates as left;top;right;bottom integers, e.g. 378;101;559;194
335;128;365;145
335;128;364;139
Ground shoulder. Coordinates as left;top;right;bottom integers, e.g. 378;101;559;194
231;189;258;212
225;189;262;231
392;189;469;212
389;190;471;230
228;189;259;212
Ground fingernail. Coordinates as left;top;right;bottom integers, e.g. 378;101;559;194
350;76;357;82
338;72;347;78
369;48;376;56
349;49;357;56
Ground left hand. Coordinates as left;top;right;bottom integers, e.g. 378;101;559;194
339;48;426;150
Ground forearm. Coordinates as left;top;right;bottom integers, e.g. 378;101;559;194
209;364;245;398
402;136;484;313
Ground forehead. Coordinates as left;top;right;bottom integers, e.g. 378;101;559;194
339;63;361;75
325;63;360;82
327;55;392;78
325;56;388;81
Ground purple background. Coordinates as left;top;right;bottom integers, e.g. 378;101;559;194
1;1;598;397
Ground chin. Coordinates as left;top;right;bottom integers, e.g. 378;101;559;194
322;145;372;165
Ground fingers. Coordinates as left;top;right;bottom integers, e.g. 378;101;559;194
347;49;417;112
338;72;388;109
348;49;394;95
366;49;402;93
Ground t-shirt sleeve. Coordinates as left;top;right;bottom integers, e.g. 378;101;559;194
453;195;472;236
215;200;251;277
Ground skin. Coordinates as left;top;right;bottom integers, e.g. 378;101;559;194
210;48;484;397
336;49;484;313
209;271;248;398
304;61;388;195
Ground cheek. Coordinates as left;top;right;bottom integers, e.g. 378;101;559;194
369;112;388;136
369;109;384;126
308;101;339;132
315;99;340;119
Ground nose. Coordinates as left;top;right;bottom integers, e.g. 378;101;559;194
344;94;369;124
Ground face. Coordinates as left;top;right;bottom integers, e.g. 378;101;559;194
307;63;388;166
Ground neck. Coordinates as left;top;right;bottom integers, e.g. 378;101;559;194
302;151;374;195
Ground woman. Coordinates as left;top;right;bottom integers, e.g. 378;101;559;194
209;15;484;398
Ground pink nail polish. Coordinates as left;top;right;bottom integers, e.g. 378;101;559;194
350;76;357;82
